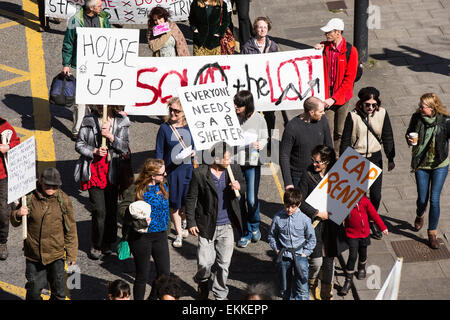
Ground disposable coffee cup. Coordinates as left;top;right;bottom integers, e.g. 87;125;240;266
409;132;418;145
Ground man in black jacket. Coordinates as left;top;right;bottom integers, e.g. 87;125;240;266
185;141;245;300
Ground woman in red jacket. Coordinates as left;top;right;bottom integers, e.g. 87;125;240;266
340;195;388;296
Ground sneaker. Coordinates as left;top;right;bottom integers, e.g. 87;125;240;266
173;235;183;248
89;247;102;260
0;243;8;260
237;237;250;248
251;230;261;243
181;229;189;238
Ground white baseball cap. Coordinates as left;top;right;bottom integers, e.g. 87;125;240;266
320;18;345;32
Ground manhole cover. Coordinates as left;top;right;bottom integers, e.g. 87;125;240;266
326;1;347;11
391;239;450;263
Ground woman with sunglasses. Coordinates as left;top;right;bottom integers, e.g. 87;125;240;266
155;97;195;248
119;158;170;300
298;145;348;300
406;93;450;249
340;87;395;240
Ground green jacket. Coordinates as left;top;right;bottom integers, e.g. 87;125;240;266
62;8;111;68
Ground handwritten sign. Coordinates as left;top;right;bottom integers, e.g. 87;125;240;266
126;49;325;115
44;0;193;24
177;83;244;151
75;27;139;105
305;147;382;225
7;137;36;204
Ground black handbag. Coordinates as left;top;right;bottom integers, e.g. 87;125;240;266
49;73;76;107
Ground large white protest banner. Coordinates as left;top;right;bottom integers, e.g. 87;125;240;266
45;0;193;24
177;83;244;151
126;49;325;115
75;27;139;105
305;147;382;226
7;137;36;204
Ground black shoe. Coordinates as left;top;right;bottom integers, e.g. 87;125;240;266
197;281;209;300
89;248;102;260
356;263;366;280
340;272;353;296
71;134;78;142
370;221;382;240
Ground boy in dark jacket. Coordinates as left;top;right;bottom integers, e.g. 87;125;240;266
185;141;245;300
10;168;78;300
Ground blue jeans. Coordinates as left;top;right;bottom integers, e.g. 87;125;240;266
277;255;309;300
241;166;261;240
415;165;448;230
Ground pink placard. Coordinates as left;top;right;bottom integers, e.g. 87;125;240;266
153;22;170;36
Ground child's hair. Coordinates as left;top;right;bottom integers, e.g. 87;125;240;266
108;279;131;300
152;274;183;300
283;188;302;207
243;282;275;300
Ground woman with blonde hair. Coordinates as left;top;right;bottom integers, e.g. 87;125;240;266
189;0;230;56
118;158;170;300
406;93;450;249
156;97;195;248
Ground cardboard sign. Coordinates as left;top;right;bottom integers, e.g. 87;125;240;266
305;147;382;225
7;137;36;204
153;22;170;36
126;49;325;115
45;0;193;24
75;27;139;105
177;83;244;151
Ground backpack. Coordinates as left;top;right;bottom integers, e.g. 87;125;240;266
26;189;70;233
345;42;363;82
49;73;76;107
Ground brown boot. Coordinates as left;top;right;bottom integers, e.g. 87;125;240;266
427;230;439;249
320;282;334;300
414;215;424;231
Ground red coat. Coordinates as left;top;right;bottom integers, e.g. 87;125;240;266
0;117;20;180
345;195;386;239
322;37;359;106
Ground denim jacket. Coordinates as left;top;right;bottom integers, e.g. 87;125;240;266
268;208;316;259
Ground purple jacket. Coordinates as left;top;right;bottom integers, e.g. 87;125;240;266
241;36;279;54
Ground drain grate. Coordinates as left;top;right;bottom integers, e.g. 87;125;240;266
326;1;347;11
391;239;450;263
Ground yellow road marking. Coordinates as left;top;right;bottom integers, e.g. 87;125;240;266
0;280;50;300
269;162;284;201
0;64;30;76
0;64;31;88
22;0;56;173
0;21;19;30
0;74;30;88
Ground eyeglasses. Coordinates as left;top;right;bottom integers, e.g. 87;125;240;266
169;107;182;115
153;172;166;176
363;102;378;109
43;183;58;189
311;158;327;165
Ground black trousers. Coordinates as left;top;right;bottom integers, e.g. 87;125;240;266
0;177;10;244
128;230;170;300
25;258;66;300
345;237;369;271
367;151;383;212
88;185;119;250
233;0;252;46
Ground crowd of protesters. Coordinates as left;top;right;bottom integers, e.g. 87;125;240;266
0;0;449;302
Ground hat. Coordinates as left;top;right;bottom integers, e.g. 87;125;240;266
358;87;380;100
320;18;344;32
41;168;62;186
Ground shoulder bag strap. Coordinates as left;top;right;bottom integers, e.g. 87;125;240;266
356;110;382;145
169;124;188;149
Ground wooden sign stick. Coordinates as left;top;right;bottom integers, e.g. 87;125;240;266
101;105;107;147
21;195;27;240
226;166;240;199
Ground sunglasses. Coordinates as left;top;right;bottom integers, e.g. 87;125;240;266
311;158;327;165
169;107;182;115
418;103;431;109
363;102;378;109
153;172;166;176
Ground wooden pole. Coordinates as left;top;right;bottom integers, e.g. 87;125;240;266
226;165;240;199
101;105;107;147
21;196;27;240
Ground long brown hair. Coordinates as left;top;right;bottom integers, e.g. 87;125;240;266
417;93;448;117
197;0;220;7
134;158;168;200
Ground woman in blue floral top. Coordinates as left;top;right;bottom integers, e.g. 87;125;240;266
118;158;170;300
